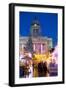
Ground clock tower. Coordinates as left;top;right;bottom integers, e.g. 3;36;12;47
30;18;41;37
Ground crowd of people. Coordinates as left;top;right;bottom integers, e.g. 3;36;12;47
19;46;58;78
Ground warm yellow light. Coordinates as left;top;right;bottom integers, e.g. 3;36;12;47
33;53;52;63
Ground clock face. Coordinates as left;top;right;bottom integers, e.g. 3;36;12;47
32;23;38;28
34;23;37;27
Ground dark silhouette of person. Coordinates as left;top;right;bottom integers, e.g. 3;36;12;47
43;62;49;77
20;66;24;78
38;62;44;77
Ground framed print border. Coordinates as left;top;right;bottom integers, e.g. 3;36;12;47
9;3;65;87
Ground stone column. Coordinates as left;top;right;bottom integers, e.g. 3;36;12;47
33;44;35;51
41;44;43;54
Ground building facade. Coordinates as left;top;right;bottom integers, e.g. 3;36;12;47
19;18;53;54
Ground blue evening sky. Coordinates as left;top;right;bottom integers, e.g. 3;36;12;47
19;12;58;47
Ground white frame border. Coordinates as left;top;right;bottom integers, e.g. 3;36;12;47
14;5;63;84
